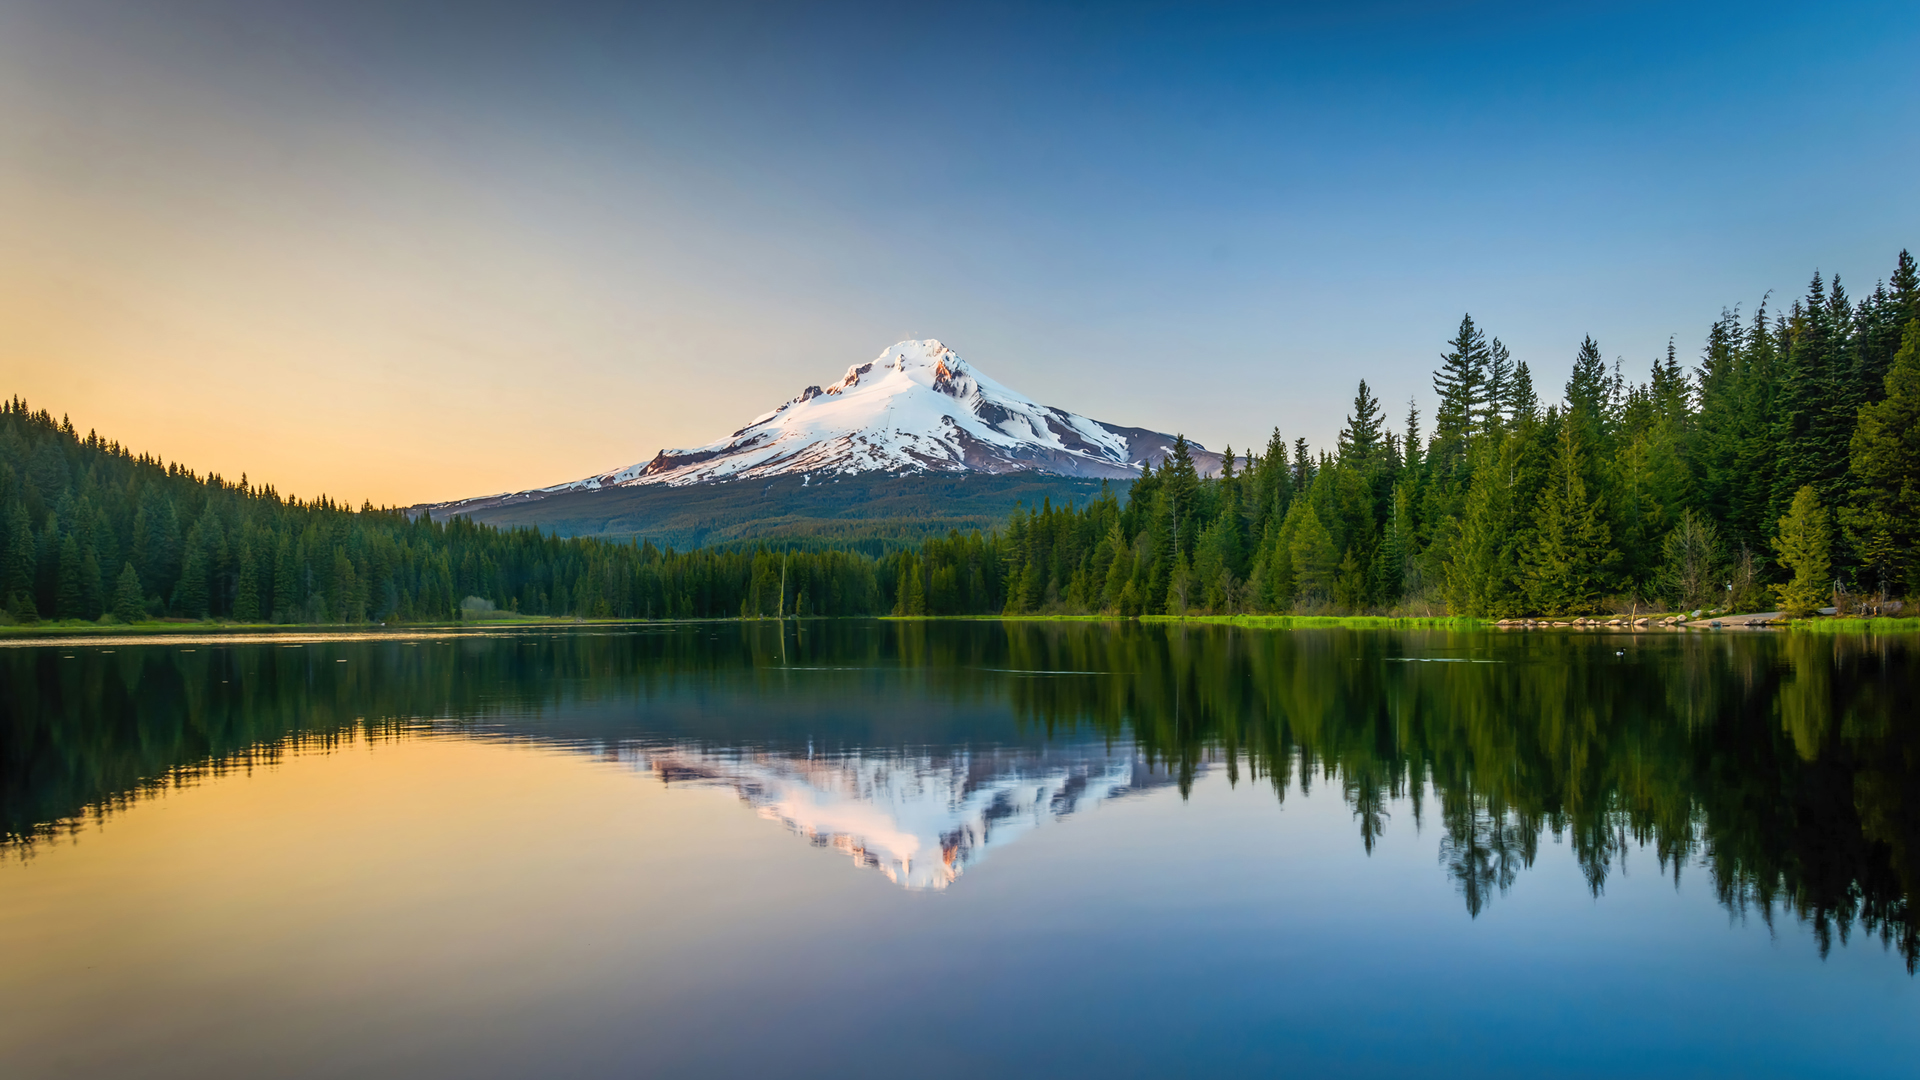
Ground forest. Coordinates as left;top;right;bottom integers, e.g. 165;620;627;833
2;250;1916;624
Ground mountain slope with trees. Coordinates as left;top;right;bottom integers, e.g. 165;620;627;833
3;250;1915;626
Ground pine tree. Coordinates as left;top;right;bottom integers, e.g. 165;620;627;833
1338;379;1385;466
1481;338;1514;434
3;501;33;608
1446;434;1517;616
113;562;144;624
1401;400;1423;472
1286;502;1338;607
79;546;103;620
1772;273;1852;520
1433;314;1490;463
1840;319;1920;595
55;532;84;620
273;529;297;622
1565;336;1610;445
1373;482;1415;606
1773;485;1831;617
1509;362;1538;426
1524;421;1613;614
234;536;261;621
1655;509;1725;611
176;547;209;617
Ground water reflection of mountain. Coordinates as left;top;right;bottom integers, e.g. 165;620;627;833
2;621;1915;967
634;744;1178;888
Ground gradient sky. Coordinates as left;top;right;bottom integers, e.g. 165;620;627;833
3;0;1916;505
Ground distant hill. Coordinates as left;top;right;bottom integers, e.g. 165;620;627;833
417;338;1214;544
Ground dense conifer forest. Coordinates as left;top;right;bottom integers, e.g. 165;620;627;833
955;251;1920;619
3;250;1915;625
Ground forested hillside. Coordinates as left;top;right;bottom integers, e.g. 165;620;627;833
4;251;1915;625
957;252;1920;619
0;406;883;624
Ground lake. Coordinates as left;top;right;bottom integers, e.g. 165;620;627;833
2;621;1915;1078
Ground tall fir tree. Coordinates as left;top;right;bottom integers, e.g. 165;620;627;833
1840;319;1920;595
234;536;262;622
112;562;144;624
1524;421;1613;614
1773;485;1832;617
54;532;84;620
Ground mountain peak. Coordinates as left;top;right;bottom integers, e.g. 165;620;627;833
514;339;1218;496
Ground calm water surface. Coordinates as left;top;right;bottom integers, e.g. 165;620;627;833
2;621;1916;1078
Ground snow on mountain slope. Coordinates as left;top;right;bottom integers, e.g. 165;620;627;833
559;339;1213;491
421;340;1218;519
629;742;1185;890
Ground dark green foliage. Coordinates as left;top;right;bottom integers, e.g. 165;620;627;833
1842;319;1920;597
4;249;1915;624
0;400;903;625
112;562;143;624
914;249;1920;618
1773;485;1832;617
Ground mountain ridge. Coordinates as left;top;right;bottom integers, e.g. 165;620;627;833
420;339;1218;540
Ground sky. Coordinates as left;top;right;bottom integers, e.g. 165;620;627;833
2;0;1916;506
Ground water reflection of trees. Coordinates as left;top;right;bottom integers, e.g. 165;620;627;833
2;622;1914;968
988;623;1919;968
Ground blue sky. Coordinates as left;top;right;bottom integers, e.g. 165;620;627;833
3;0;1915;501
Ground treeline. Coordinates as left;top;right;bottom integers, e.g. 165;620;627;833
919;250;1919;617
5;250;1916;624
0;402;884;625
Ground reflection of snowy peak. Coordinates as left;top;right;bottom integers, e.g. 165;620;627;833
635;744;1181;889
556;340;1217;490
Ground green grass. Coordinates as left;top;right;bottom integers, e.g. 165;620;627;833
1144;614;1488;629
883;613;1487;628
1782;616;1920;633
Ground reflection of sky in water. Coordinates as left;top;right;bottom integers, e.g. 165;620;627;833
633;744;1178;889
2;624;1917;1078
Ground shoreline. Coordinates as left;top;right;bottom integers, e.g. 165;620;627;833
4;612;1914;643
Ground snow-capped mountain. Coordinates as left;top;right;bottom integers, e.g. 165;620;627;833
430;340;1215;517
629;742;1184;890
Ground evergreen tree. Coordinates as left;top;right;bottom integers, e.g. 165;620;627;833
1433;314;1490;463
112;562;144;624
54;532;84;620
3;501;33;609
174;540;209;618
1565;336;1611;448
1771;273;1853;520
1446;434;1517;616
1374;482;1415;605
1481;338;1514;434
1773;485;1831;617
1524;422;1612;614
1655;509;1725;611
1338;379;1385;466
1286;502;1338;607
1509;361;1538;426
273;529;297;622
1840;320;1920;596
234;536;262;621
1401;400;1423;472
1291;437;1314;493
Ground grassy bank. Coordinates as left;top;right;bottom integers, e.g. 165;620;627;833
1143;614;1488;629
883;614;1488;629
1782;616;1920;633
